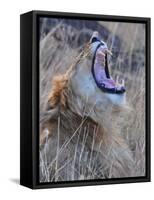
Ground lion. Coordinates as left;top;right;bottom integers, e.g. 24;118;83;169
39;29;135;182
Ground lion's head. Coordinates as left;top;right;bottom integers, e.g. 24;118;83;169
47;31;126;124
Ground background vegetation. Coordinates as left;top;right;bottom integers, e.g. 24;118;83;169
39;18;145;182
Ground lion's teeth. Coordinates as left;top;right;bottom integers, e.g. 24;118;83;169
122;79;125;86
115;76;125;87
116;76;119;85
107;49;112;56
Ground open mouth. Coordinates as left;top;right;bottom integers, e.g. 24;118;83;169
91;38;126;94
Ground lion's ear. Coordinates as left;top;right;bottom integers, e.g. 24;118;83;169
47;74;68;109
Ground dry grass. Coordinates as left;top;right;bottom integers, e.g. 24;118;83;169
39;18;145;182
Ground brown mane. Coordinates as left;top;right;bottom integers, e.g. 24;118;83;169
48;42;91;109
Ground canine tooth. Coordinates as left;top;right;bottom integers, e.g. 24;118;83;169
121;79;125;86
107;49;112;56
116;76;119;85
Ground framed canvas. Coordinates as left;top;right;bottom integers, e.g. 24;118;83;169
20;10;151;189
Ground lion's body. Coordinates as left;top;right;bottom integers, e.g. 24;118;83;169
39;28;135;182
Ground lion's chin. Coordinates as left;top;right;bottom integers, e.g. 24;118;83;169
104;92;126;107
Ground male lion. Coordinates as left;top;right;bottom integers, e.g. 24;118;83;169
39;30;135;182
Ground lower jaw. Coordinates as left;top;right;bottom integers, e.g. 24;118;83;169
105;92;126;106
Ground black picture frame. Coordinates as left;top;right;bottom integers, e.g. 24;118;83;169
20;10;151;189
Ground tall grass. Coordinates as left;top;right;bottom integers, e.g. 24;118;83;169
39;19;145;182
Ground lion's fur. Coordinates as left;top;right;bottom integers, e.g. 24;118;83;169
48;74;69;108
47;42;91;109
39;30;136;181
